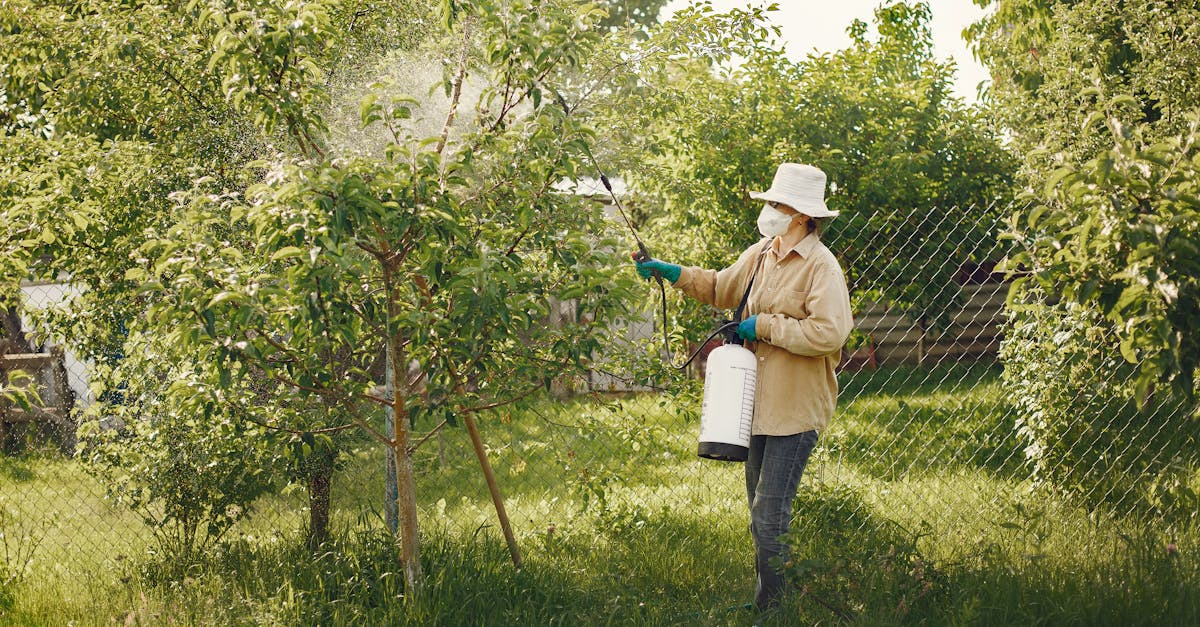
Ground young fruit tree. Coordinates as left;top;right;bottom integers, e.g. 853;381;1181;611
137;0;639;592
1;0;442;557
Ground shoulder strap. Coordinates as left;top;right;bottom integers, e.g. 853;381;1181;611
733;240;772;323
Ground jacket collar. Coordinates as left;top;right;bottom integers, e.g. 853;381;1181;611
771;231;820;260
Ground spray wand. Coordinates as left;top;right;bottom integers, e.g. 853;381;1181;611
578;143;673;359
581;145;734;372
552;88;715;371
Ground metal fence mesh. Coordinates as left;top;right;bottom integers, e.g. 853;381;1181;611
2;204;1196;614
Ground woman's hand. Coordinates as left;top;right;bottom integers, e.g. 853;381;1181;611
632;255;681;283
736;315;758;342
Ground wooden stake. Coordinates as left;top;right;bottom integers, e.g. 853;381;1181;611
464;414;522;567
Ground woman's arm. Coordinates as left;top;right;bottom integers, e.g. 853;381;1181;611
673;239;768;309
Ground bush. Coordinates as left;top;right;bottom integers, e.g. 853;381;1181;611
1000;291;1199;517
78;337;280;568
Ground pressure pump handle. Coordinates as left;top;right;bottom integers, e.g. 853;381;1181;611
720;319;743;347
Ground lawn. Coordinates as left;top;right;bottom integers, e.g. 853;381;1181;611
1;363;1196;625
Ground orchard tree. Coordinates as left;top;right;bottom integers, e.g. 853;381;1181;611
133;0;661;592
0;0;435;553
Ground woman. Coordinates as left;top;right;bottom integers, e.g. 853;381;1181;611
635;163;854;609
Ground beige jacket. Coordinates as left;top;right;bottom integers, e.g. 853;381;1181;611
674;233;854;435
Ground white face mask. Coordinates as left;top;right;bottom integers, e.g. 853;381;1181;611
756;203;796;238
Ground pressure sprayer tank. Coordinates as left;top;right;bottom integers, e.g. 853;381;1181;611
697;343;757;462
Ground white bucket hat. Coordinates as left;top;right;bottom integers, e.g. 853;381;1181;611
749;163;838;218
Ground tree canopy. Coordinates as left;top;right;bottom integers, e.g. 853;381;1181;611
970;0;1200;405
598;1;1014;328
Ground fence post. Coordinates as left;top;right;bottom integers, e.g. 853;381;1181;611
385;349;398;534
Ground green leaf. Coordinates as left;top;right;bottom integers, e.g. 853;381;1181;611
271;246;304;261
1113;284;1146;316
1027;204;1051;228
1043;167;1074;196
1119;334;1138;364
202;309;217;337
1077;278;1098;302
1133;369;1155;409
207;292;244;309
1108;94;1139;110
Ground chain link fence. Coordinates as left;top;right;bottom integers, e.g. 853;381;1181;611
2;205;1197;616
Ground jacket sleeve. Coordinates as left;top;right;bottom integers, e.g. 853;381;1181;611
757;260;854;357
672;240;766;310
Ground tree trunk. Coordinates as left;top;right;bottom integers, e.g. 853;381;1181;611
392;433;421;594
307;458;334;549
383;263;422;595
389;333;422;595
0;306;33;353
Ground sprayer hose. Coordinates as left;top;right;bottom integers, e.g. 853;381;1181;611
673;321;740;371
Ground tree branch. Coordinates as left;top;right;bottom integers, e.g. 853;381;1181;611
408;418;449;454
458;383;543;415
248;328;295;362
347;408;393;447
243;413;358;436
363;392;393;407
436;17;474;161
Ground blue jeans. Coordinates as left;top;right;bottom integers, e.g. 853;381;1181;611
745;430;819;608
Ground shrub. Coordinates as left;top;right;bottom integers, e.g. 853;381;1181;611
1000;291;1199;517
77;336;280;569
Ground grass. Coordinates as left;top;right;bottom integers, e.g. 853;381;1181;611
1;363;1197;625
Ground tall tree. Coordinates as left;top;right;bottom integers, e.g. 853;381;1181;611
970;0;1200;510
600;1;1013;332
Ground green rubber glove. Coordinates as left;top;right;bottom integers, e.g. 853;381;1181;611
633;255;681;283
736;315;758;342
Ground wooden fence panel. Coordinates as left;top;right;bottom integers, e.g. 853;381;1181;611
846;282;1010;368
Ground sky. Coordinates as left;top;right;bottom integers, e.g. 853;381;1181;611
660;0;992;103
